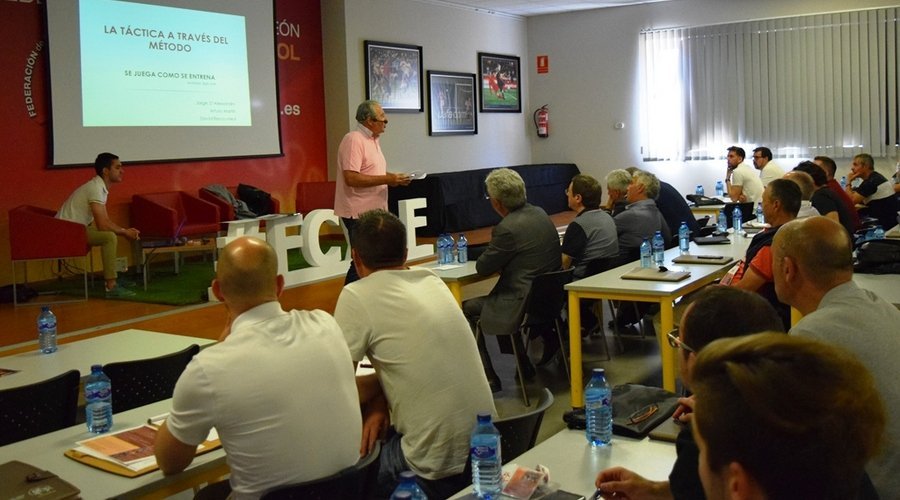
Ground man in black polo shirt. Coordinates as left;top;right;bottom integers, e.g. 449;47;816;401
845;153;898;229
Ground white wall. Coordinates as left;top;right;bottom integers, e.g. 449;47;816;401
323;0;531;179
527;0;900;195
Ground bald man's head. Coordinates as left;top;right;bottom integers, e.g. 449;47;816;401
215;237;280;305
773;216;853;289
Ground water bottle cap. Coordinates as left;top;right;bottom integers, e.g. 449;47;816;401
41;305;51;312
476;413;492;423
592;368;605;375
91;364;102;372
399;470;416;480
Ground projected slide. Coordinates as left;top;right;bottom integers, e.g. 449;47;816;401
79;0;251;127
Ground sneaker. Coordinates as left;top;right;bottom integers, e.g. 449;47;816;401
105;286;136;298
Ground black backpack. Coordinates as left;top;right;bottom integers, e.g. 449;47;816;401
855;239;900;274
237;184;273;217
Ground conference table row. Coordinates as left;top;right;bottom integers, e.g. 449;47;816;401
0;329;216;390
422;230;900;408
0;391;677;499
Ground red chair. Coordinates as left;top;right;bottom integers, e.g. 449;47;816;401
131;191;220;240
198;186;281;225
8;205;91;305
295;181;336;214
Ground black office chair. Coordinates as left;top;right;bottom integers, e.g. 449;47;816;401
520;268;574;380
260;441;380;499
494;388;554;465
104;344;200;413
0;370;80;446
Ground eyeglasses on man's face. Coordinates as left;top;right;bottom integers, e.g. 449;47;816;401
667;328;695;353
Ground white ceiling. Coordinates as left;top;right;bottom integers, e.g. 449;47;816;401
424;0;672;17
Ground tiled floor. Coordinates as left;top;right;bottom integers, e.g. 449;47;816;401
462;279;665;444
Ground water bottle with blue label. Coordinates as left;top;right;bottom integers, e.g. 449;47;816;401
640;238;652;268
652;231;665;265
755;203;765;225
37;306;58;354
85;364;113;433
678;222;690;255
457;234;468;263
715;180;724;197
840;176;847;189
733;208;743;237
873;226;885;240
585;368;612;447
717;209;727;233
470;413;502;499
695;185;704;196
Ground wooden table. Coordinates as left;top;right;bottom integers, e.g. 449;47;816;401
0;399;228;499
566;237;751;406
451;429;676;498
0;329;215;390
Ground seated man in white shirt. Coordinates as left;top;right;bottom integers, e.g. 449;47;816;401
334;209;496;499
154;237;362;500
725;146;764;203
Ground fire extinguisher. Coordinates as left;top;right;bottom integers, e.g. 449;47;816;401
534;105;549;138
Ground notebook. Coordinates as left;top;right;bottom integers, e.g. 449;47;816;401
672;255;733;265
621;267;690;282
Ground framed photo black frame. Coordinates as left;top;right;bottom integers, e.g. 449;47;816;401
364;40;423;112
427;70;477;136
478;52;521;112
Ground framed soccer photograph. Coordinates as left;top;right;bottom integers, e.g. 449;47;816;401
364;40;423;112
427;71;477;136
478;52;521;112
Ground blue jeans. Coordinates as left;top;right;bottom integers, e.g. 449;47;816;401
375;431;469;499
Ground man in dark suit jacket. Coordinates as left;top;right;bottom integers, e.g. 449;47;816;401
463;168;561;392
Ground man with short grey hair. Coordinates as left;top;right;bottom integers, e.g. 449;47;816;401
334;99;412;284
463;168;561;392
602;169;631;215
613;170;671;261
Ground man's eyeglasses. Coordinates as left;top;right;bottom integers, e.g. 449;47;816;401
666;328;695;353
372;118;388;124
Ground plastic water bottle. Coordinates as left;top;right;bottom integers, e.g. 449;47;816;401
37;306;58;354
678;222;690;255
445;233;456;264
85;364;113;433
436;234;449;264
695;185;704;196
715;180;724;197
470;413;502;499
652;230;665;266
755;203;765;225
874;226;885;240
732;207;743;236
639;238;652;268
391;471;428;500
457;234;468;263
585;368;612;447
840;176;847;189
717;209;727;233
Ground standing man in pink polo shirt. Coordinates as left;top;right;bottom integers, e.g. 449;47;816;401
334;100;411;284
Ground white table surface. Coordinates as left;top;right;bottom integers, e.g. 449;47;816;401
565;238;750;399
0;329;216;390
0;399;227;500
452;429;677;498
